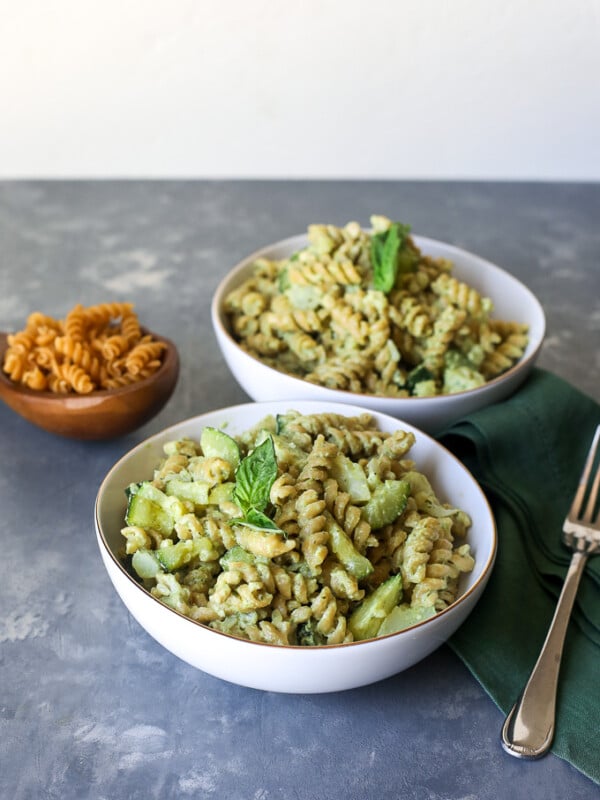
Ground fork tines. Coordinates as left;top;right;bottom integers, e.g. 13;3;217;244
564;425;600;543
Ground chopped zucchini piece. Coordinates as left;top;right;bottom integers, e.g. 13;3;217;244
208;482;236;505
131;549;162;580
200;427;241;469
327;512;373;580
165;478;210;506
331;454;370;503
348;574;403;641
155;537;218;572
402;471;456;518
269;433;308;471
220;545;259;569
128;481;188;522
377;604;437;636
125;494;172;537
362;479;410;529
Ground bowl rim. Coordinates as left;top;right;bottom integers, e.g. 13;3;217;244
95;399;498;651
211;232;546;404
0;329;179;403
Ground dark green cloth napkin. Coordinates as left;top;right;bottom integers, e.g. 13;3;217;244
438;368;600;785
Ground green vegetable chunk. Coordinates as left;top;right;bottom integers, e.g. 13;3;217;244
126;481;188;534
165;478;210;506
330;454;370;503
155;538;218;572
200;427;241;469
126;493;172;536
362;480;410;529
220;545;263;569
131;549;162;580
377;604;436;635
278;266;291;291
348;574;403;640
327;513;373;580
208;482;235;505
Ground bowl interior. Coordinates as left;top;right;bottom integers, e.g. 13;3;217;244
96;400;497;643
212;233;546;404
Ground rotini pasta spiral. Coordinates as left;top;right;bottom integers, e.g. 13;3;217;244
22;365;48;391
310;586;350;644
480;323;529;378
400;516;443;584
52;361;95;394
305;355;371;392
64;304;87;342
2;302;168;394
431;273;491;318
295;488;330;574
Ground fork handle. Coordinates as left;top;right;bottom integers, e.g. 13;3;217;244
501;549;588;759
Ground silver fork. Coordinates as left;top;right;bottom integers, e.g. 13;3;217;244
501;424;600;759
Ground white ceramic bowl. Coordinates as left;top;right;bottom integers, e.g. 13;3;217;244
211;234;545;434
95;400;496;693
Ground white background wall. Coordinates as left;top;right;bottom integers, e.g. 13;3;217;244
1;0;599;180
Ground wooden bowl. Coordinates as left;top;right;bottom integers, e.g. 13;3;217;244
0;331;179;440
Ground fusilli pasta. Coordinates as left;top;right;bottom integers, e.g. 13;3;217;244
121;411;475;646
224;216;529;397
2;303;168;394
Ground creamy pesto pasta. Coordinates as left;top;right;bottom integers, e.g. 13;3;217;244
121;411;475;646
224;216;529;397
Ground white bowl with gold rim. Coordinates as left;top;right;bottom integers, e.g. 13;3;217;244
95;400;496;693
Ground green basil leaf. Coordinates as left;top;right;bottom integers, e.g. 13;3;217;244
232;507;284;533
371;222;411;294
370;232;386;280
233;436;278;514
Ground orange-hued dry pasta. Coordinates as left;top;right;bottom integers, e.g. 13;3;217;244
2;302;167;394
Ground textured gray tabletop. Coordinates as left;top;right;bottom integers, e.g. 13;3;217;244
1;181;598;800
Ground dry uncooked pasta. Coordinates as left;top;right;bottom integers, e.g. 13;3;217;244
121;411;475;646
2;302;167;393
224;216;529;397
